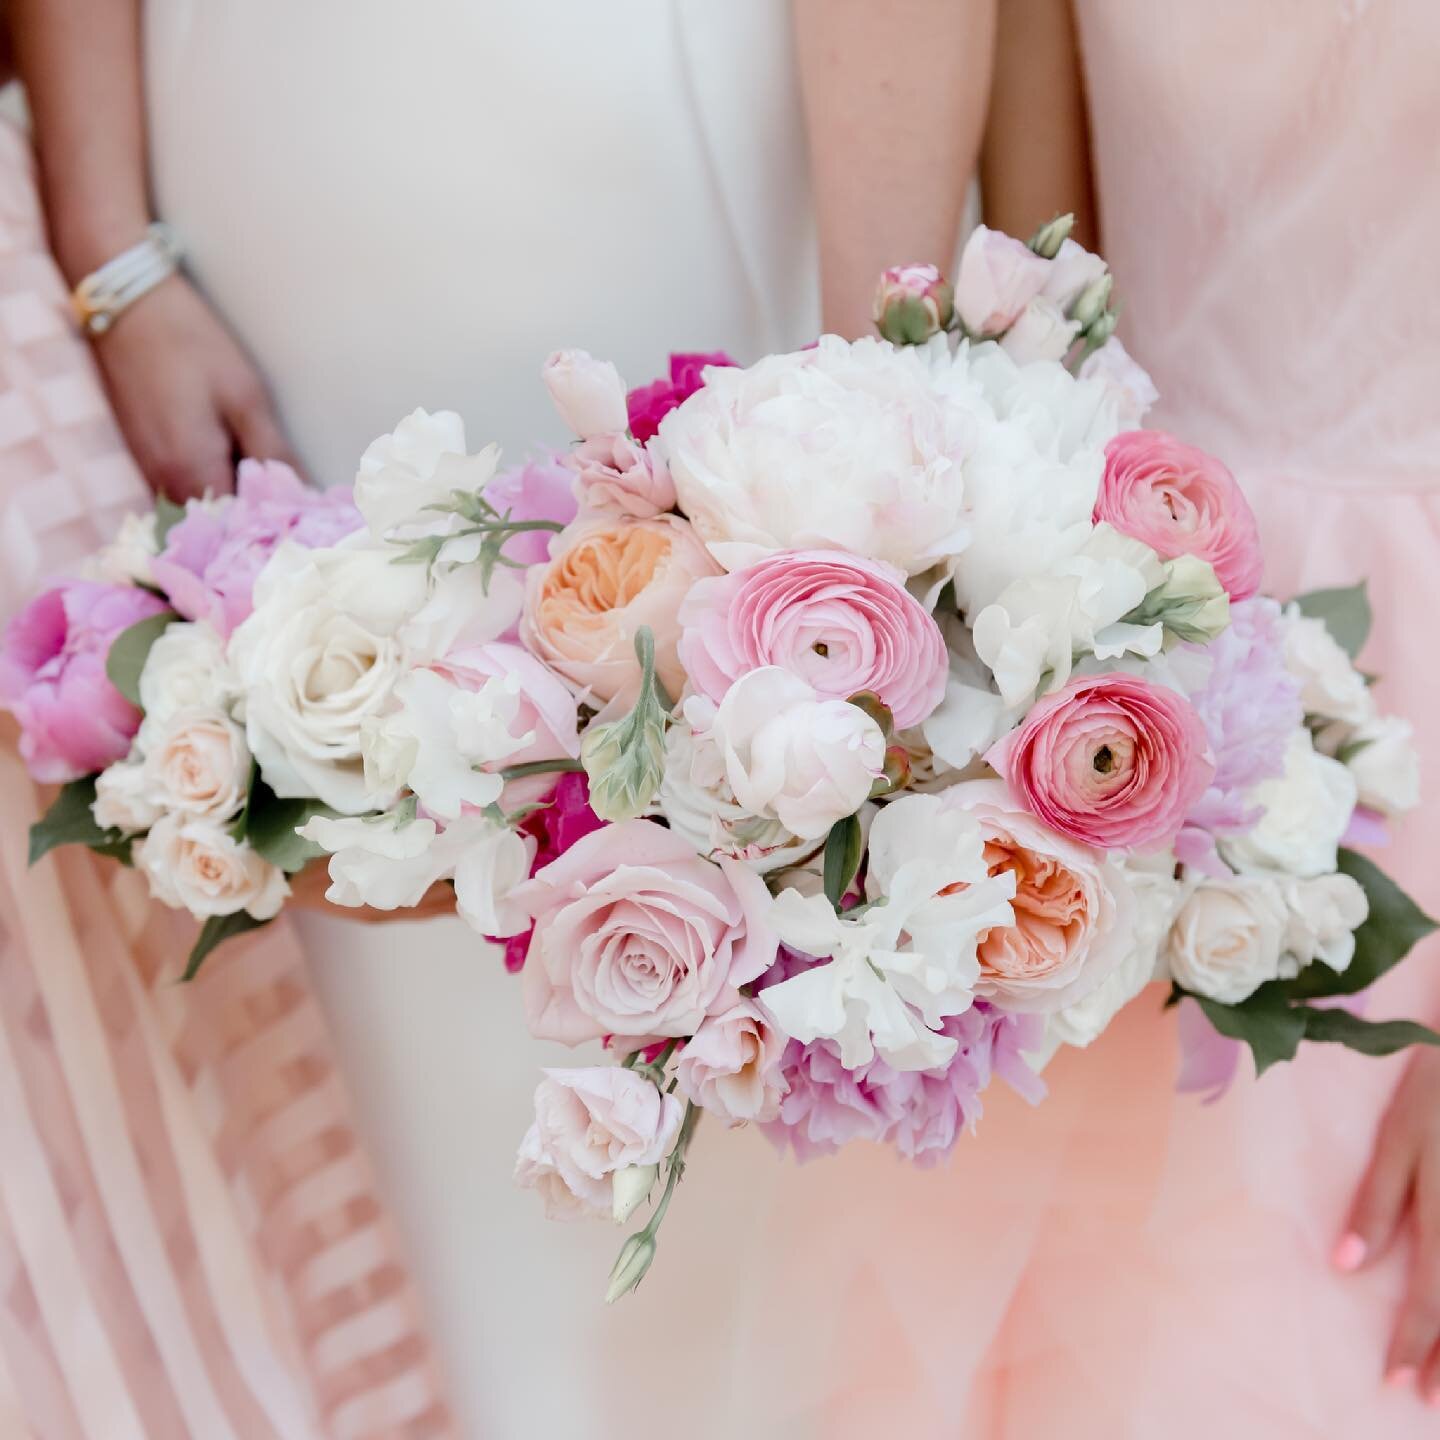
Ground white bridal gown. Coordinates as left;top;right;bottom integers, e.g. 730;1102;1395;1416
145;4;817;1436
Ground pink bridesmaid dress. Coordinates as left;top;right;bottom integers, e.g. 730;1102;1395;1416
0;120;455;1439
622;3;1439;1436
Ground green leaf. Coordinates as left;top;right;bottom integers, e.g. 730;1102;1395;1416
822;813;865;911
105;610;177;707
152;495;187;547
243;780;337;872
1297;1006;1440;1057
29;776;132;865
182;911;272;982
1283;849;1436;999
1192;991;1306;1076
1293;581;1371;660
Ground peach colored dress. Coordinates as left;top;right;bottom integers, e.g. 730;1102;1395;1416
0;121;455;1439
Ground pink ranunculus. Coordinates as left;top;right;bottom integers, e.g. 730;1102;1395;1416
673;1000;788;1125
953;225;1053;338
514;1066;683;1219
483;453;580;567
149;459;362;638
626;350;737;443
562;433;677;518
873;263;955;344
1094;430;1263;600
988;673;1214;853
517;818;777;1046
678;549;948;729
0;580;168;782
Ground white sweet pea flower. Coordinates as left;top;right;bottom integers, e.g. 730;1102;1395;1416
919;615;1026;771
1343;715;1420;815
92;511;159;585
138;621;236;727
1279;603;1375;727
760;794;1016;1072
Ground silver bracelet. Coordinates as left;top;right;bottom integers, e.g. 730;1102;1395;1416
70;223;183;336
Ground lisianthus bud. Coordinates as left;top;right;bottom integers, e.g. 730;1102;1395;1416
1070;273;1114;329
1084;310;1119;350
580;626;669;821
873;264;954;345
1124;554;1231;645
611;1163;657;1224
605;1230;657;1304
1028;213;1075;260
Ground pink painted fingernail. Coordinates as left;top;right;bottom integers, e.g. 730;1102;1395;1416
1384;1365;1416;1390
1427;1389;1440;1409
1332;1232;1367;1272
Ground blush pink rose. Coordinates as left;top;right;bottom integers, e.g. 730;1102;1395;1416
520;514;721;708
518;818;777;1046
515;1066;683;1219
953;225;1052;337
626;350;737;443
0;580;168;781
673;1000;788;1125
562;433;677;518
677;549;947;729
1094;430;1263;599
988;673;1214;853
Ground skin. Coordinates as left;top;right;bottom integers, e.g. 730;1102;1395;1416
981;0;1440;1404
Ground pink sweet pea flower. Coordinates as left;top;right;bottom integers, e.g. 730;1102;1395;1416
1094;430;1263;599
484;453;580;567
626;350;737;443
0;580;168;781
988;672;1214;853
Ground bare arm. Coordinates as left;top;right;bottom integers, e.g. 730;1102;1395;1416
979;0;1097;248
795;0;997;339
11;0;294;498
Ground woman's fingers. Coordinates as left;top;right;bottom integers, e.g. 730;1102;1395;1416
1339;1094;1420;1273
222;375;300;471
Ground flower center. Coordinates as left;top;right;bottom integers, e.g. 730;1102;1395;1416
812;642;828;657
1093;744;1114;774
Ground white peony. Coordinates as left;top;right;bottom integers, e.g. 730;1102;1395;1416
92;761;161;834
658;335;975;577
1164;873;1289;1004
686;668;885;842
1278;872;1369;975
1344;715;1420;815
1223;728;1358;879
1279;603;1374;727
138;621;236;726
139;707;251;821
135;814;288;920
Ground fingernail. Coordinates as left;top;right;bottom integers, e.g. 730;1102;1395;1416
1332;1232;1367;1272
1427;1389;1440;1409
1384;1365;1416;1389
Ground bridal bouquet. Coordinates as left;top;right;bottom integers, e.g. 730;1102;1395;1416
3;215;1431;1302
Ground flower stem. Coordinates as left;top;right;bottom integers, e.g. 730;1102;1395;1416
498;758;585;780
643;1101;700;1239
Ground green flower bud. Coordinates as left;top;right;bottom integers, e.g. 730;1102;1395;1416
605;1230;657;1304
580;627;668;822
873;264;955;345
1028;213;1075;260
1070;273;1114;329
1124;554;1231;645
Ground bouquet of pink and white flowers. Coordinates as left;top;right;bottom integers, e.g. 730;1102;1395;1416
4;214;1432;1301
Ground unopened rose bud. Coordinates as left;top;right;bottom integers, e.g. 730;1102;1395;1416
1028;213;1075;260
605;1230;657;1304
847;689;895;741
611;1163;657;1224
1069;273;1114;329
873;264;955;345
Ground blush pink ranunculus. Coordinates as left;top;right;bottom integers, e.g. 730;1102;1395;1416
149;459;363;638
677;549;948;729
0;580;169;782
987;673;1214;853
517;818;777;1047
1094;430;1263;599
562;433;677;518
626;350;737;443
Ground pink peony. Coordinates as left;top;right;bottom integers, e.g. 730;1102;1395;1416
677;549;948;729
1094;431;1263;599
149;459;362;638
0;580;168;782
988;673;1214;853
517;818;777;1046
626;350;737;443
562;433;677;518
484;453;579;567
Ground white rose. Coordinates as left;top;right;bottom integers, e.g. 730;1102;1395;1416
140;707;251;821
93;511;159;585
92;761;161;834
1280;604;1374;727
1278;872;1368;975
1077;337;1159;430
135;814;288;919
138;621;236;727
658;336;974;577
1165;874;1289;1004
355;408;499;540
657;717;817;872
687;669;885;841
1344;715;1420;815
541;349;629;440
999;297;1080;365
1223;728;1358;878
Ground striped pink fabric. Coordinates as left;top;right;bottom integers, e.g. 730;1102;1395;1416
0;118;456;1439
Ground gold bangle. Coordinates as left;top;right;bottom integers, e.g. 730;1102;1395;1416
70;223;183;336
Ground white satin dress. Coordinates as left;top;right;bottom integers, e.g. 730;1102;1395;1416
145;5;817;1436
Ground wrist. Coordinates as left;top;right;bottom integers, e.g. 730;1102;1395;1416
46;198;155;290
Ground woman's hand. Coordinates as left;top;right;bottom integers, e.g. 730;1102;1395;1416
91;274;296;501
1337;1044;1440;1402
286;860;460;926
